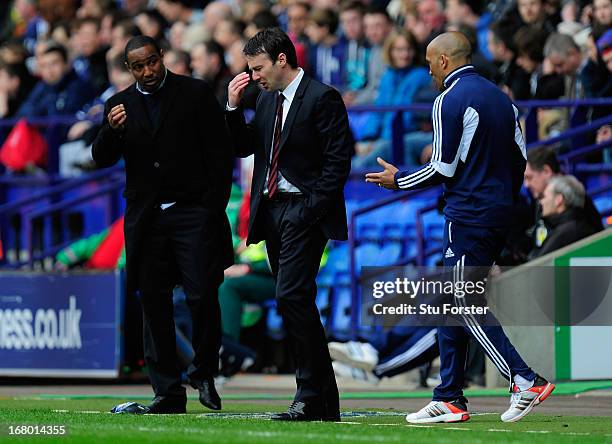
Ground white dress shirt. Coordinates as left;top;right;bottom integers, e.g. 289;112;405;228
227;68;304;194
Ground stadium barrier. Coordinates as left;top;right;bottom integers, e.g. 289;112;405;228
485;229;612;387
0;270;123;378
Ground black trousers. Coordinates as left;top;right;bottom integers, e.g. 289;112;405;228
261;195;339;416
137;203;222;398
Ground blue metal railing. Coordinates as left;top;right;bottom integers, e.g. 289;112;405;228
348;187;441;337
20;179;124;267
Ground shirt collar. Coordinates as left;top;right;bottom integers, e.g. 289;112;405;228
443;64;476;88
279;68;303;103
136;68;168;95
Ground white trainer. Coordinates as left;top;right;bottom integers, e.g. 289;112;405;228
405;399;470;424
328;341;378;371
501;374;555;423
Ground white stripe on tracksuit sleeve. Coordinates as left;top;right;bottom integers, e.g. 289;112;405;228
394;79;479;190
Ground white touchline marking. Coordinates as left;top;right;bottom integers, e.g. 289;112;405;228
52;409;69;413
561;432;591;436
334;422;362;425
78;411;102;414
526;431;551;434
405;425;434;428
369;424;400;427
487;429;511;432
444;427;471;431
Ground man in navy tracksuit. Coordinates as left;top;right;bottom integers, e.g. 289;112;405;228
366;32;555;424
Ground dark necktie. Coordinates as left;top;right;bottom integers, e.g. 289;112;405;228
268;92;284;198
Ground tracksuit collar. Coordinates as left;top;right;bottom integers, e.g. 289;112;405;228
443;64;476;88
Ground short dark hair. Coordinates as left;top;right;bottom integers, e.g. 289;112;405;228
0;61;26;78
514;25;548;63
364;6;391;21
310;8;339;34
251;10;279;30
242;27;298;69
115;19;142;39
167;49;191;67
489;19;517;54
340;0;366;15
76;16;101;31
527;147;561;173
124;35;162;63
457;0;484;16
43;44;68;62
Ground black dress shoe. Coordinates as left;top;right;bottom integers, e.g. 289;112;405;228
271;401;335;421
189;378;222;410
147;396;187;414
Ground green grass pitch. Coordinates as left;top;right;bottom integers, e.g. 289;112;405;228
1;398;611;443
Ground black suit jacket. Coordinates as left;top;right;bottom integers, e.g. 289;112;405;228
92;71;234;294
226;74;352;244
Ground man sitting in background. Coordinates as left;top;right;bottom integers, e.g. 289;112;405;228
530;175;599;258
523;147;603;258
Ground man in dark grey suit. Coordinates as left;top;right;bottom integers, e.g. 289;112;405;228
92;36;233;414
226;27;352;422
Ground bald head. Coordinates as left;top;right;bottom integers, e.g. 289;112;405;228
425;31;472;90
428;31;471;63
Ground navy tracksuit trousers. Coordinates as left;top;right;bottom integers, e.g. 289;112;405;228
433;220;536;401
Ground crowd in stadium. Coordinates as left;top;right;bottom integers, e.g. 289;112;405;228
0;0;611;173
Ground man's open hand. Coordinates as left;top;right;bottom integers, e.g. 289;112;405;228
365;157;399;190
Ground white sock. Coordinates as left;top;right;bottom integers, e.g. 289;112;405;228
514;374;534;391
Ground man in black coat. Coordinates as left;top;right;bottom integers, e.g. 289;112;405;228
226;28;352;421
530;175;598;258
92;36;233;414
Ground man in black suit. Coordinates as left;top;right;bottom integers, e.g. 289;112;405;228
226;28;352;421
92;36;233;414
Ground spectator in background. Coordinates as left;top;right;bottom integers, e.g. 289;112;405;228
339;1;369;105
11;0;47;54
447;23;498;81
353;7;392;105
0;61;36;118
71;17;109;95
597;124;612;163
306;8;346;90
157;0;203;26
190;40;233;106
215;18;246;52
444;0;493;61
352;29;432;168
516;0;557;33
405;0;446;51
286;1;311;68
168;20;188;50
202;1;233;37
592;0;612;38
514;25;563;99
134;9;169;47
76;0;114;19
541;32;584;138
523;147;602;259
108;19;142;60
16;44;95;118
530;175;598;258
164;48;191;76
244;10;279;39
488;19;531;99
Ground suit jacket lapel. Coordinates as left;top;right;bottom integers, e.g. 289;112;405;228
263;94;276;160
126;85;154;136
278;75;309;150
152;70;179;138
